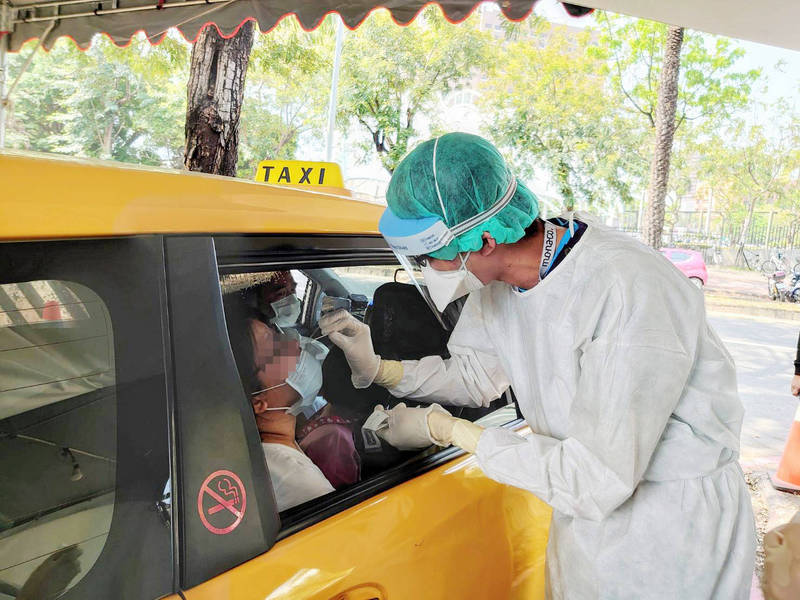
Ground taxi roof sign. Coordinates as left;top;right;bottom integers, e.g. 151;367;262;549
255;160;344;188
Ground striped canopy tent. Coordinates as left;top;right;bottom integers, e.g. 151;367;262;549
1;0;797;52
0;1;593;51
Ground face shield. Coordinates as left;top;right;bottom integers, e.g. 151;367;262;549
378;177;517;327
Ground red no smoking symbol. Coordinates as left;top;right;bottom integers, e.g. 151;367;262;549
197;470;246;535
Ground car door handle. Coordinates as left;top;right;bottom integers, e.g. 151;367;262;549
330;583;385;600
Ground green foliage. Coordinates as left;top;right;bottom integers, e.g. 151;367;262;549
237;18;335;178
595;14;760;134
7;34;188;166
337;7;494;173
481;25;646;210
482;13;763;212
697;111;800;223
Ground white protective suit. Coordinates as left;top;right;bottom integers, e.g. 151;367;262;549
388;223;756;599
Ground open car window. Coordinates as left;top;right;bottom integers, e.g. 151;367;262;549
219;261;516;525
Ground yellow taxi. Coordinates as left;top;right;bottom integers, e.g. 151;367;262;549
0;151;551;600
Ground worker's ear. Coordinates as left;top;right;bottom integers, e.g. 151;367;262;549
478;232;497;256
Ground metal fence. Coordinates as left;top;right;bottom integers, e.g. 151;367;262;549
618;210;800;269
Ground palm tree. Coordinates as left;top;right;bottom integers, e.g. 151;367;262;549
642;26;684;249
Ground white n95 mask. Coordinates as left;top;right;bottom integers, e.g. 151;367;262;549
287;395;328;419
421;252;484;312
269;294;302;327
285;338;327;405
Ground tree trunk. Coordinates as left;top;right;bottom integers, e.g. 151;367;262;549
738;197;757;248
184;22;255;176
642;26;684;249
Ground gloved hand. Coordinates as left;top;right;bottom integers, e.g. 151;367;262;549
372;403;451;451
428;409;484;454
319;309;380;388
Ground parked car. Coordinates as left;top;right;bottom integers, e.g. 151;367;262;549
0;151;550;600
660;248;709;288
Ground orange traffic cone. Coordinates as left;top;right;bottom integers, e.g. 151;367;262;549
42;300;62;321
772;403;800;493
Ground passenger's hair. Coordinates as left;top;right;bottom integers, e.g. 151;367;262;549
222;294;261;396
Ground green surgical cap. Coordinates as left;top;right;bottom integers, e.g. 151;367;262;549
386;132;539;260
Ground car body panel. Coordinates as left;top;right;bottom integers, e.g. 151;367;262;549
2;154;554;599
0;152;383;240
660;248;708;285
184;426;551;600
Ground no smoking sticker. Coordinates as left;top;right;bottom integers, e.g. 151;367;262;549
197;470;246;535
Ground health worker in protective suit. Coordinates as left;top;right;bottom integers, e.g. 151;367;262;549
320;132;756;599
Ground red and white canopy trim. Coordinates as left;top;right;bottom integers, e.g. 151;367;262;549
0;0;591;51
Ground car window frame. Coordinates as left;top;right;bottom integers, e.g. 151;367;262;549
164;236;280;590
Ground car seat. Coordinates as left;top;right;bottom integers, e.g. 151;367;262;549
320;282;503;479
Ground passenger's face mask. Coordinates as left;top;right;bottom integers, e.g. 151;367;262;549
251;395;328;420
421;252;485;312
269;294;302;327
288;395;328;419
251;337;329;419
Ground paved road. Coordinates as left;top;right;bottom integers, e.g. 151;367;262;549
708;312;799;471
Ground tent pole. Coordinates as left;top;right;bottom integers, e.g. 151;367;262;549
325;16;344;163
0;39;7;150
0;2;9;149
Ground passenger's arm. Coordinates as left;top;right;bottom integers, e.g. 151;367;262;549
473;275;698;521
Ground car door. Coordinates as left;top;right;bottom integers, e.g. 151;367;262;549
169;234;551;600
0;237;175;600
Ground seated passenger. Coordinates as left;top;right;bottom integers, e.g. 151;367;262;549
249;318;334;510
228;273;362;489
224;298;333;511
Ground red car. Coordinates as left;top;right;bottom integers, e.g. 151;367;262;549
660;248;708;288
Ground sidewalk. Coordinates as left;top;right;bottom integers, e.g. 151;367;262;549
705;267;800;321
746;472;800;598
706;266;770;298
703;267;800;597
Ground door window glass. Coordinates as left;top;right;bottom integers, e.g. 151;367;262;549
0;280;115;599
670;251;692;262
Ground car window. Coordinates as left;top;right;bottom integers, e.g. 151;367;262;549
669;251;692;262
0;280;115;599
219;262;515;520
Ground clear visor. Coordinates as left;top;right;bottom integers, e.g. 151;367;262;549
393;252;451;330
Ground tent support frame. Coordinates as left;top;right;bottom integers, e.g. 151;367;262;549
0;0;9;148
14;0;232;24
